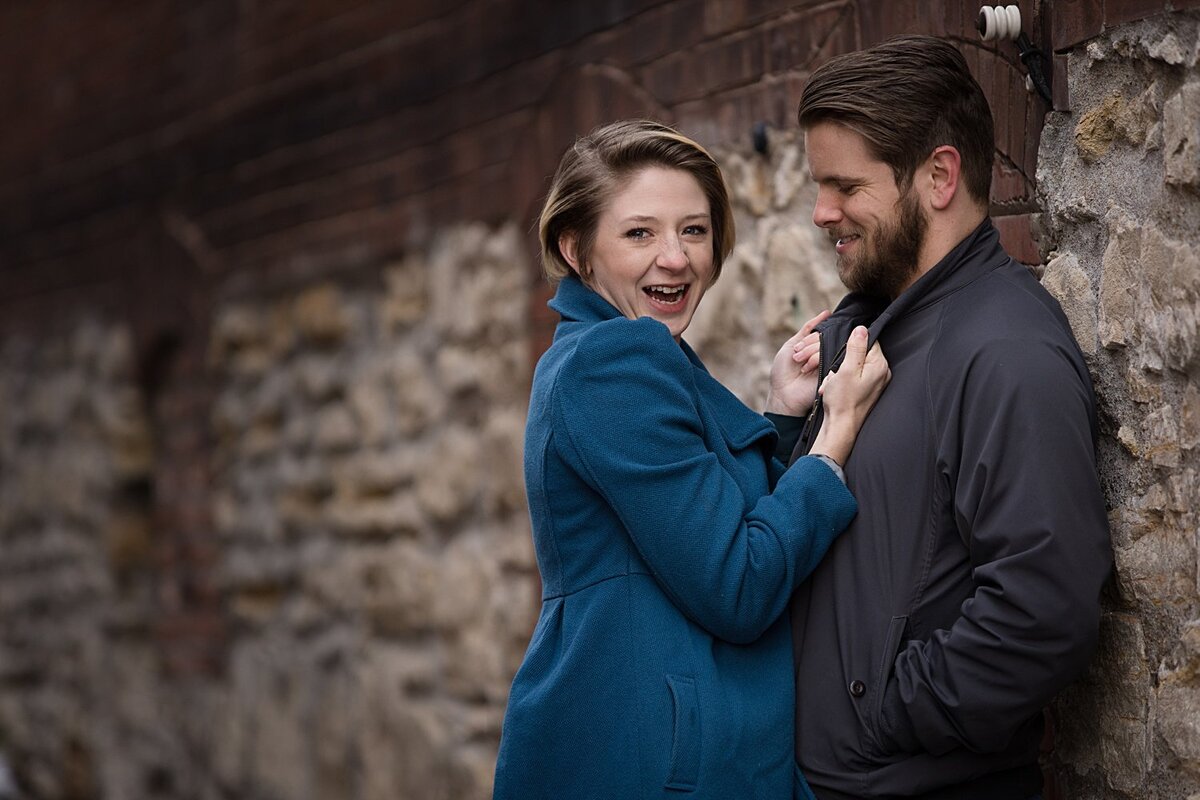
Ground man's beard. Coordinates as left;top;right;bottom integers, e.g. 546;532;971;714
836;189;927;299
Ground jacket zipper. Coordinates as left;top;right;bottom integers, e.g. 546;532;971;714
797;334;852;456
797;331;826;455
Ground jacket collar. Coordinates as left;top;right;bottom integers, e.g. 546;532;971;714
823;218;1009;348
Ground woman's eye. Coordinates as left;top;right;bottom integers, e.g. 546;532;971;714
683;225;709;236
625;228;650;240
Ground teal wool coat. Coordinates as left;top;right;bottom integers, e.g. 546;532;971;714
493;276;857;800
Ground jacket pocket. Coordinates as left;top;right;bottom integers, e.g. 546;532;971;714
866;615;908;757
664;674;701;791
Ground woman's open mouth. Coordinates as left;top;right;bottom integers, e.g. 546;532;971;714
643;284;690;310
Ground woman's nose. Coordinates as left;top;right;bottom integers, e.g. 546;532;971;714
657;238;689;269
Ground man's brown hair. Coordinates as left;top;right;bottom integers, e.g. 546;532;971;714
797;35;995;203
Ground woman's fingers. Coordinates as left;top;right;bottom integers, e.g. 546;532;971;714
801;309;831;336
843;326;869;376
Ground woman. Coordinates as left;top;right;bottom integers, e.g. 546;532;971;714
494;120;889;800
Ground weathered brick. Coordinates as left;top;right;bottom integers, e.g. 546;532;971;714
1052;0;1105;52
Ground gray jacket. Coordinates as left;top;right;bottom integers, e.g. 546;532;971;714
788;220;1112;799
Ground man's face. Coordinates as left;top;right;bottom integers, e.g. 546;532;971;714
804;121;927;298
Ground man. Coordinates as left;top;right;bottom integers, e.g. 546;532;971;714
786;36;1112;800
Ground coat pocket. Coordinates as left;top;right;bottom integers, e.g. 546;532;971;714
664;674;701;791
866;615;908;757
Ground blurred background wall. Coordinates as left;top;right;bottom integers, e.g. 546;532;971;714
0;2;1197;798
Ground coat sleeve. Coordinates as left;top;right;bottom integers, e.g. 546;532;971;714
552;317;857;644
877;335;1112;755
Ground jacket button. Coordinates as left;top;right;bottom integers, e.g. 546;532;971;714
849;680;866;698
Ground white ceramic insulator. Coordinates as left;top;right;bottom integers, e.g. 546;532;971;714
978;5;1023;42
979;6;997;41
1004;5;1022;40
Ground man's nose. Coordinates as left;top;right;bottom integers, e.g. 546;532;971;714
812;188;842;229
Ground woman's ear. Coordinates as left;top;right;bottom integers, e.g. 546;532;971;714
559;232;585;277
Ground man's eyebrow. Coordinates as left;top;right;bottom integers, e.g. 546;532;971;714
812;173;862;184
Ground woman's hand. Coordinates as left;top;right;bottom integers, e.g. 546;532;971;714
809;325;891;467
765;310;829;416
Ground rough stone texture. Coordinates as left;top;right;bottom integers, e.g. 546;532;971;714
0;223;535;800
1038;12;1200;799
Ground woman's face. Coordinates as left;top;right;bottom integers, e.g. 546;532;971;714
566;166;715;341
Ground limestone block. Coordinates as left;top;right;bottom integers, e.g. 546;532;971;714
724;152;771;215
763;221;843;342
326;492;423;539
1166;82;1200;190
361;700;453;800
1158;676;1200;765
431;535;492;631
450;743;500;800
347;371;395;447
307;542;437;634
478;407;527;517
390;349;440;434
382;254;430;329
358;646;455;800
433;340;526;402
1184;384;1200;450
331;449;418;499
1077;84;1160;163
770;138;808;210
241;652;312;800
312;666;363;800
1115;518;1195;607
1098;215;1140;351
414;429;481;525
1041;253;1098;356
1054;613;1151;792
686;250;771;405
292;283;354;345
312;402;359;452
209;305;267;364
429;223;527;345
294;353;344;403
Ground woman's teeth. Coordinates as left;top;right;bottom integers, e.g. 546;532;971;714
645;285;687;304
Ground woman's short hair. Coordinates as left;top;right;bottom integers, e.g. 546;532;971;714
797;35;995;204
538;119;736;284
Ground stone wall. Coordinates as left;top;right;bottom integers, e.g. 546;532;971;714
1038;12;1200;799
0;223;536;800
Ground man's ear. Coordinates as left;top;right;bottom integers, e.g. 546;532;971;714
559;232;585;277
926;145;963;211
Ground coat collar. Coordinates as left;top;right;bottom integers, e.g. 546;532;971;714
547;275;777;450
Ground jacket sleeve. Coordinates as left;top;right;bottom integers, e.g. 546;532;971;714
553;317;857;644
878;335;1112;755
